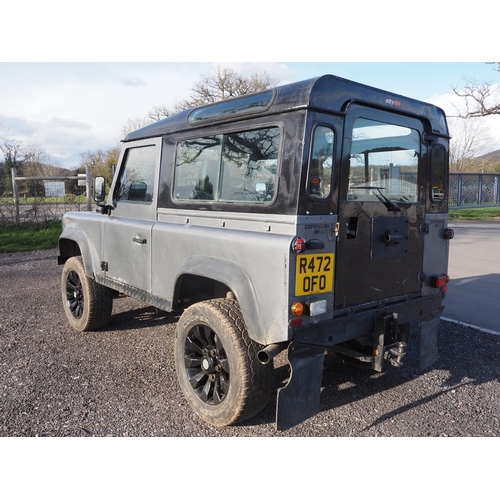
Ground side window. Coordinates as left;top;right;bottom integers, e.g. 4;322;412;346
431;146;447;203
308;125;334;199
173;126;280;203
115;145;156;202
174;136;222;200
221;128;279;202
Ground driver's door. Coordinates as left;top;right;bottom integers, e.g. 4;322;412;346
101;138;161;293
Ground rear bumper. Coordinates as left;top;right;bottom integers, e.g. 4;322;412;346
293;293;444;347
277;293;444;430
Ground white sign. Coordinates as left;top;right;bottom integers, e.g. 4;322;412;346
44;181;65;197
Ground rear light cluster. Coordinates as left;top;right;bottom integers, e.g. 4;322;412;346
289;299;328;328
431;274;450;292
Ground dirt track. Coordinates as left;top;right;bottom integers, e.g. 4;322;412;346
1;248;498;437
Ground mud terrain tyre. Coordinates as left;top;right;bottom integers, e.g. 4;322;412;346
61;256;113;332
174;298;272;426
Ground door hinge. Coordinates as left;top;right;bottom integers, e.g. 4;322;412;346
334;222;340;239
101;261;108;272
420;222;430;234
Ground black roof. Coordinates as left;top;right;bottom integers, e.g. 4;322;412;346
124;74;449;142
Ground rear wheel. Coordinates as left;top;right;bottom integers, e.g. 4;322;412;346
174;298;272;426
61;256;113;332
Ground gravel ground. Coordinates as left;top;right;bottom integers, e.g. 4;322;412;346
1;248;498;437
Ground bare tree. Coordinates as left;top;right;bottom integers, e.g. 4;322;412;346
120;116;154;139
448;117;493;172
0;138;24;168
146;65;280;122
450;62;500;118
147;101;186;122
0;138;25;187
23;143;51;175
187;65;279;106
80;147;119;186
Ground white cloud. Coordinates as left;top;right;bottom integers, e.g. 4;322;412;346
0;62;296;168
119;77;148;87
2;62;500;169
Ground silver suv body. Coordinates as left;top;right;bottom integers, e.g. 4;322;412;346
58;75;452;430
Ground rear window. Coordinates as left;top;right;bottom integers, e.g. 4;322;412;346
348;118;420;203
173;126;280;204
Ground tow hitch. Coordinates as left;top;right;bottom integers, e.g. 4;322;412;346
373;312;406;371
384;341;407;367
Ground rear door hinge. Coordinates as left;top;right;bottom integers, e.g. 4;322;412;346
334;222;340;239
101;261;108;272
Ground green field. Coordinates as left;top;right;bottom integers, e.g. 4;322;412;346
0;206;499;253
0;195;86;204
449;206;500;221
0;219;62;253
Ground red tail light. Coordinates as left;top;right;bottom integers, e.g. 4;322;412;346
443;228;454;240
431;274;450;288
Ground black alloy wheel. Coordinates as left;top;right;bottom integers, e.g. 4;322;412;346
66;269;84;319
174;299;272;427
184;324;230;405
61;256;113;332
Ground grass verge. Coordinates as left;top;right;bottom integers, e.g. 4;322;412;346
0;219;62;253
449;206;500;221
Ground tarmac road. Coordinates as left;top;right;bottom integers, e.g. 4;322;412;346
0;247;498;438
445;220;500;333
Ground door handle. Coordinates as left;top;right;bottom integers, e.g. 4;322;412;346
133;237;147;244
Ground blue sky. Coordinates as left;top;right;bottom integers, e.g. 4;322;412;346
1;62;499;169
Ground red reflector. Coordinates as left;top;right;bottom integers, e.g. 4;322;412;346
289;317;303;329
292;237;306;253
431;274;449;288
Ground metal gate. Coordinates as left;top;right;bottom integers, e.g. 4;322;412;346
449;173;500;208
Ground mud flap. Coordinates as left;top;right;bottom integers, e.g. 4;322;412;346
276;342;325;431
419;314;440;370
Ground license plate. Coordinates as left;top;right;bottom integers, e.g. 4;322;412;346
295;253;334;296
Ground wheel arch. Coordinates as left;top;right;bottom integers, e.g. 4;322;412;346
58;227;100;279
174;256;266;345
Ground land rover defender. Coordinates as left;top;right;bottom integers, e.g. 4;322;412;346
58;74;453;430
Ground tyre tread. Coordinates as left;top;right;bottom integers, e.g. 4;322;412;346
62;256;113;332
175;298;272;426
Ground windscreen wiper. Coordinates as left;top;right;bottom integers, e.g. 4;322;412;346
351;186;401;212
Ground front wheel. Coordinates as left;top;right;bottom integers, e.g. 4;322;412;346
174;298;272;427
61;256;113;332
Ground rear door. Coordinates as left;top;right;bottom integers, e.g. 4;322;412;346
335;105;426;309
